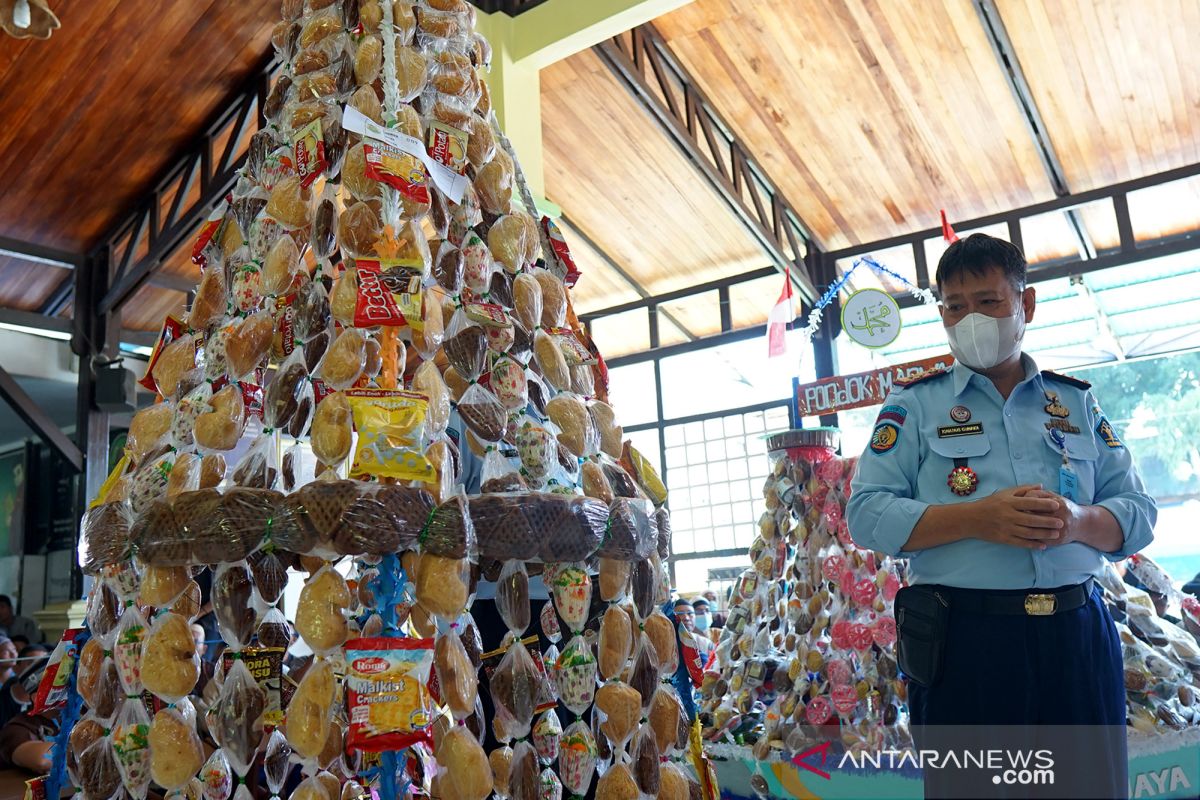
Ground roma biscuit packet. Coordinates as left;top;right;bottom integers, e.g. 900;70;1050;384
345;636;435;752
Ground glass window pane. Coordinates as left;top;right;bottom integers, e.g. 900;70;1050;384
608;362;658;426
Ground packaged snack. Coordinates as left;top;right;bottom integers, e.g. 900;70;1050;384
265;175;312;230
546;393;597;458
79;501;132;575
294;278;332;343
345;388;435;481
112;698;153;798
555;634;596;715
422;492;474;558
444;310;488;380
490;357;527;411
475;157;513;215
286;659;336;761
194;384;247;453
435;724;493;800
557;720;597;797
643;610;678;676
149;705;204;790
141;611;200;702
547;563;591;633
344;635;436;752
85;581;121;641
497;560;531;633
658;763;690;800
413;361;451;435
189;268;228;333
257;606;291;650
596;680;640;750
214;562;259;650
295;565;351;655
415;553;469;620
76;737;123;800
490;640;539;741
311;390;353;467
318;327;367;390
532;709;562;766
490;745;514;798
487;214;528;275
461;231;493;296
113;605;149;694
534;331;569;392
629;633;660;709
599;498;655;561
139;566;190;609
598;558;630;603
127;402;174;465
599;605;632;681
631;725;660;795
649;686;685;756
262;730;291;798
264;349;309;432
435;630;477;720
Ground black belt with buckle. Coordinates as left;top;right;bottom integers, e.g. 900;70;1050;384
936;578;1095;617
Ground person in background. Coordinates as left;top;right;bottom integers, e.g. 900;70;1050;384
702;590;727;630
0;706;56;774
0;646;48;728
667;599;699;721
191;623;216;697
691;598;717;643
0;638;17;686
9;635;28;653
0;596;40;645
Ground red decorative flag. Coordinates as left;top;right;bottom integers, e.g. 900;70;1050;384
767;271;794;358
941;209;960;243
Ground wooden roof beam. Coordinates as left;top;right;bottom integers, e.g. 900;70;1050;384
473;0;694;211
593;25;819;302
972;0;1096;262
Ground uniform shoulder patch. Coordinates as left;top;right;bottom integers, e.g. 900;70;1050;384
1040;370;1091;391
1096;417;1124;448
895;367;950;389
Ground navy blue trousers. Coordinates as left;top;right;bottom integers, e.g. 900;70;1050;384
908;584;1128;799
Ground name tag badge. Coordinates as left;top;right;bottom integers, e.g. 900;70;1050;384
937;422;984;438
1059;464;1078;502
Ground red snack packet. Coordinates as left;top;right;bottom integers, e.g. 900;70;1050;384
345;637;435;752
137;316;188;394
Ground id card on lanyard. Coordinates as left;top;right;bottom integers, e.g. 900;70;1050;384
1050;429;1078;502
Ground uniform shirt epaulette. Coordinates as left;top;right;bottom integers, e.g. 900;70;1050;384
895;366;951;389
1040;370;1091;391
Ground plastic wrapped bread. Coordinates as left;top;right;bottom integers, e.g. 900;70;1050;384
557;720;597;797
286;659;336;761
211;659;266;776
79;501;132;575
598;605;633;681
435;725;493;800
415;553;469;620
490;640;539;741
598;498;655;561
295;564;351;655
595;680;640;749
435;630;477;720
554;635;596;716
149;704;204;790
141;611;200;702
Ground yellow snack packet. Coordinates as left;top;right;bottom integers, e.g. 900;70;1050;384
345;389;436;482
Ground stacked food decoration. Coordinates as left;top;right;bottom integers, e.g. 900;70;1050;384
63;1;706;798
700;429;910;774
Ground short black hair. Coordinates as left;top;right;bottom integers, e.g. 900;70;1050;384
9;635;28;648
18;645;45;659
935;233;1027;294
692;599;709;610
0;595;13;609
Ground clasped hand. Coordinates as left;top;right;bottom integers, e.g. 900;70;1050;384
975;484;1084;550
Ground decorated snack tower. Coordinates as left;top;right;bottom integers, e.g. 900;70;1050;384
48;1;714;799
700;429;910;782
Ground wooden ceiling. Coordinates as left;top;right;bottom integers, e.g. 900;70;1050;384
0;0;1198;353
0;0;277;315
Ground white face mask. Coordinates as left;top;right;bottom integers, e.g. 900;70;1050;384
945;307;1024;370
694;613;711;632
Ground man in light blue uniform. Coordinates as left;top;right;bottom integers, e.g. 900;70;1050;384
849;234;1156;798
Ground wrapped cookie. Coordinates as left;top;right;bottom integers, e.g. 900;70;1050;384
311;390;353;468
111;700;153;799
413;360;451;435
214;562;260;650
496;559;531;634
113;605;149;694
546;393;597;458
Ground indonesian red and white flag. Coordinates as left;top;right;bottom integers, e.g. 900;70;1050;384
941;209;960;243
766;272;794;358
